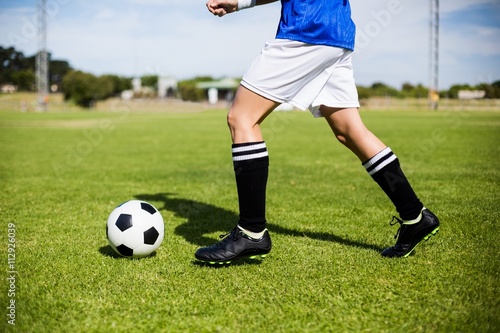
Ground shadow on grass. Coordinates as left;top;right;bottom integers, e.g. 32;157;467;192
98;245;158;259
135;192;384;253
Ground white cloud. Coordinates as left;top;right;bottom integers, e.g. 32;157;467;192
94;8;117;21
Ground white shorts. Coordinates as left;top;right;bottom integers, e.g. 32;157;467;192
241;39;360;117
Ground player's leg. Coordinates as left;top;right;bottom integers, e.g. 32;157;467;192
227;85;278;143
319;106;385;161
320;106;440;257
228;85;278;233
194;85;278;264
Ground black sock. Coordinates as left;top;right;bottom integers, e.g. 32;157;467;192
363;147;424;220
232;141;269;233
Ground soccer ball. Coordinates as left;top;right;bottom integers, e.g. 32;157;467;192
106;200;164;258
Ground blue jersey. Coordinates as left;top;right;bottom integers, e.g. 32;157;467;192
276;0;356;51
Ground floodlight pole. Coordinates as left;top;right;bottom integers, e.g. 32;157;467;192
428;0;439;110
36;0;49;111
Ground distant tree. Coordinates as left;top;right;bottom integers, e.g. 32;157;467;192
414;84;428;98
0;46;28;71
101;74;132;95
178;81;204;102
0;46;30;86
141;75;158;88
11;69;35;91
92;75;115;100
401;82;414;92
1;46;73;91
192;76;213;82
492;81;500;99
370;82;401;97
178;76;213;102
447;84;473;99
62;70;132;107
23;54;36;74
475;83;499;99
61;70;97;107
49;59;72;89
356;85;372;99
401;82;428;98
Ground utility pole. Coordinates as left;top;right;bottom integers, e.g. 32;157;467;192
36;0;49;111
428;0;439;110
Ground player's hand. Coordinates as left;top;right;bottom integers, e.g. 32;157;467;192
206;0;238;17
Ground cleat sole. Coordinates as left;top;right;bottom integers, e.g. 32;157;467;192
199;253;268;265
249;254;267;260
402;226;440;258
423;227;440;241
206;261;231;265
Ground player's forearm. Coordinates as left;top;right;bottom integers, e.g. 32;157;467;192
206;0;277;17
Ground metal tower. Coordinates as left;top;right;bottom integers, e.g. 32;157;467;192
428;0;439;110
36;0;49;111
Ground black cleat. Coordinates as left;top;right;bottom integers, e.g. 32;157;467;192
195;227;272;265
381;209;440;258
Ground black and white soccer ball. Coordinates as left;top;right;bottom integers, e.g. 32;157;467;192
106;200;164;258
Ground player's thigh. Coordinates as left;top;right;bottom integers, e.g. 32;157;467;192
228;85;279;128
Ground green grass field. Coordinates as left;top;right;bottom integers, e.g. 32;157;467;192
0;103;499;332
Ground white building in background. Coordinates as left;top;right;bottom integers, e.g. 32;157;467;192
122;76;178;100
0;84;17;93
207;88;218;104
158;76;178;98
197;78;295;109
197;78;239;104
121;77;143;100
132;77;142;93
458;90;486;99
121;90;134;100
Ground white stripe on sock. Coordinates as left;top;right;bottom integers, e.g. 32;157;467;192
232;151;268;161
367;154;397;176
363;147;392;170
232;142;266;153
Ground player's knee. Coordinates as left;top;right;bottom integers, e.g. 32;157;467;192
227;110;249;132
226;111;237;131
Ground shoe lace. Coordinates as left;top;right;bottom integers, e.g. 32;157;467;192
218;227;240;242
390;216;404;240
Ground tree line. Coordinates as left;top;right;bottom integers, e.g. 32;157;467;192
357;81;500;100
0;46;71;91
1;45;499;108
0;46;130;107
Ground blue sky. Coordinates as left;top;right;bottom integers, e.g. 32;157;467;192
1;0;499;90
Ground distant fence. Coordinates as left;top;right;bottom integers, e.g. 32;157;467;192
1;93;499;112
361;97;500;112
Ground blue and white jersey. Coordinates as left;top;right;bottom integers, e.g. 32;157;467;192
276;0;356;50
